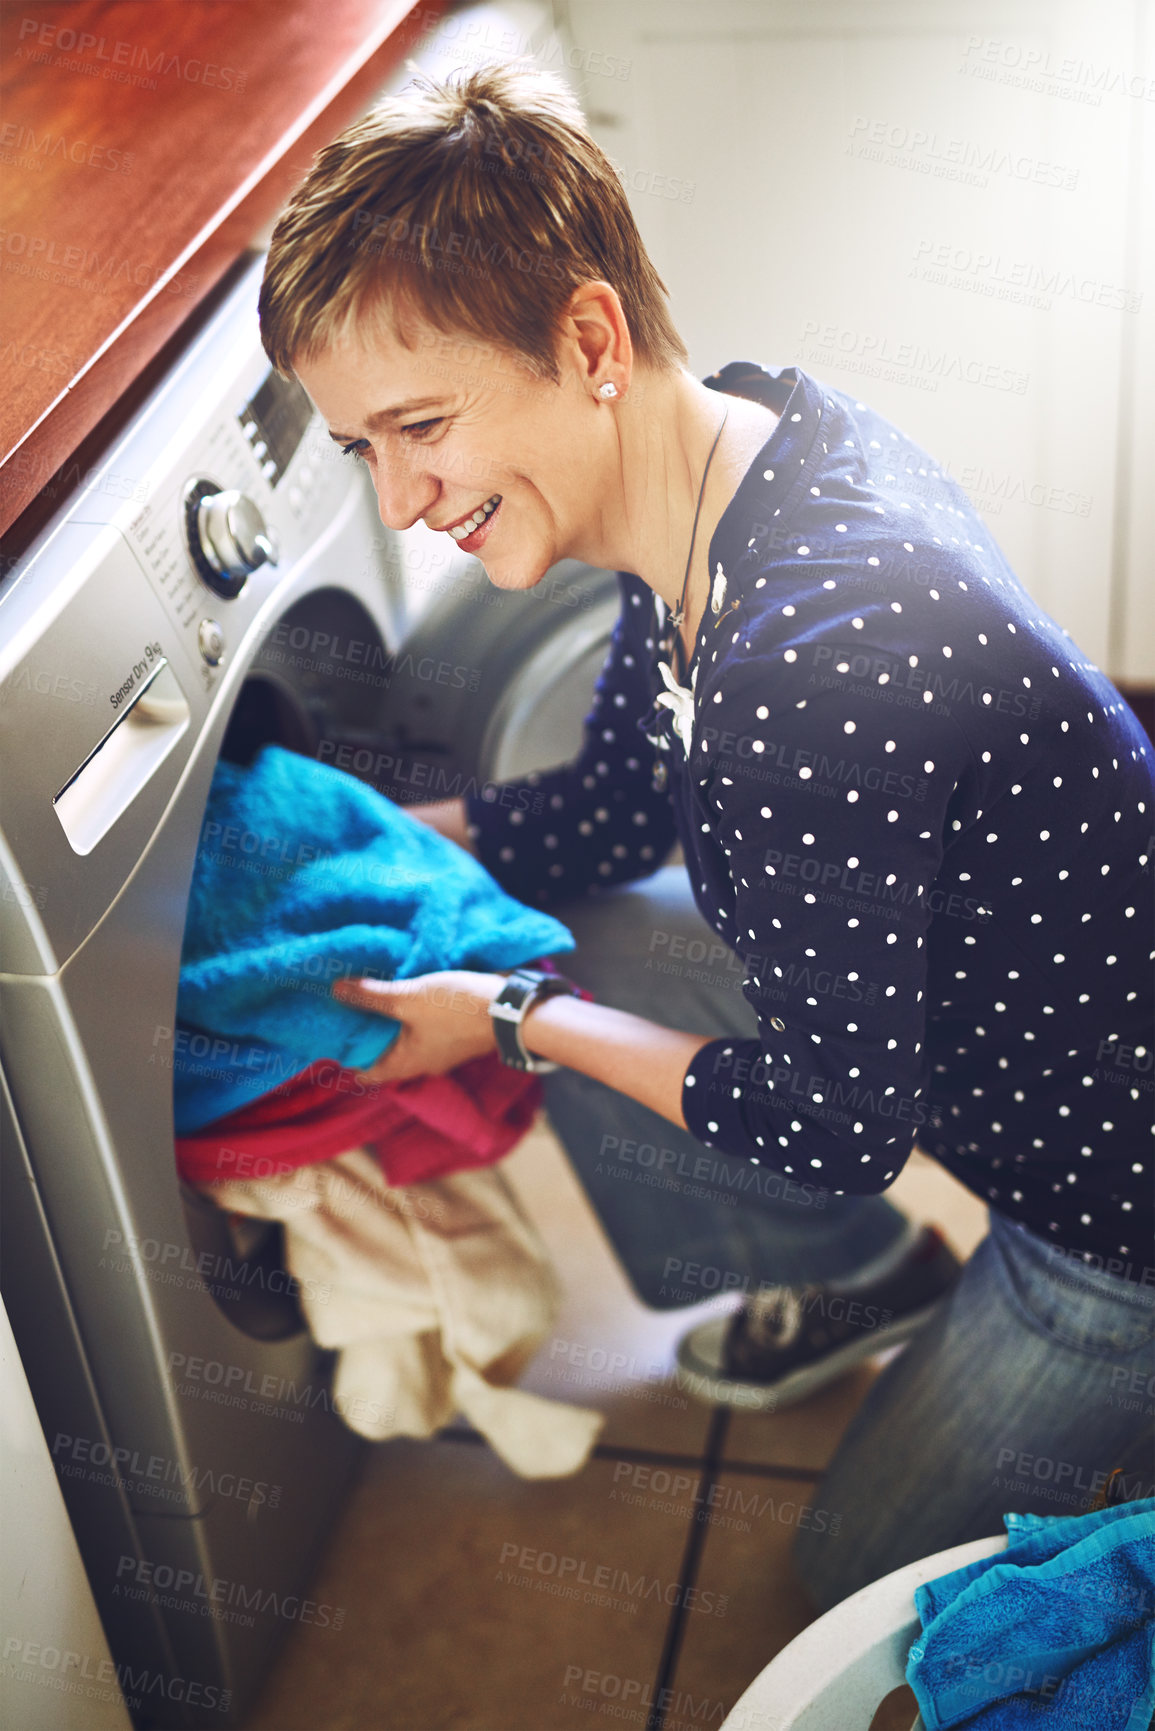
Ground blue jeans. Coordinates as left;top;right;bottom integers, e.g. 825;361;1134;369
793;1210;1155;1607
541;867;1155;1605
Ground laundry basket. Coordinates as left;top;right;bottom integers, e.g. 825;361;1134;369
720;1534;1006;1731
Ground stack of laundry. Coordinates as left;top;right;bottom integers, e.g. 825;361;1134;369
173;744;575;1141
173;745;602;1475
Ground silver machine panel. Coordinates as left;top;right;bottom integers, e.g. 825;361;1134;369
0;240;620;1727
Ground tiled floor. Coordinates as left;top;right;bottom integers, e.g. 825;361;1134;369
244;1119;988;1731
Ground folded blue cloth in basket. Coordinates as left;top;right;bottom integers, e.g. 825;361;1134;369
906;1499;1155;1731
173;745;575;1132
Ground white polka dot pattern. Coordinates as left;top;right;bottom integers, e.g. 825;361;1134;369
466;364;1154;1277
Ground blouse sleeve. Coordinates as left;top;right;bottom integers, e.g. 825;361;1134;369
679;658;971;1194
462;573;678;906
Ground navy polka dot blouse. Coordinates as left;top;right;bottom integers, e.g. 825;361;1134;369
465;364;1154;1283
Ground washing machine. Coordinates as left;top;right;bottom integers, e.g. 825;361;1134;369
0;238;623;1728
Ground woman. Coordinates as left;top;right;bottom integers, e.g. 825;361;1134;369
258;61;1154;1607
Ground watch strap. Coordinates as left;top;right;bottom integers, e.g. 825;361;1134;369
489;967;579;1072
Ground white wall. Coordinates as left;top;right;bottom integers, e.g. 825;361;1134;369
556;0;1154;682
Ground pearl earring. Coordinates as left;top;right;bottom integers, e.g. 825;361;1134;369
598;381;618;400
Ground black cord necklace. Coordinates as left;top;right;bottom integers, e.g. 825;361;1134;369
647;404;730;792
660;403;730;686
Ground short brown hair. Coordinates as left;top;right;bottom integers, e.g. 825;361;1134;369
258;60;688;381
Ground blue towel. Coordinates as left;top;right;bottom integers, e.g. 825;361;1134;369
907;1500;1155;1731
173;746;575;1132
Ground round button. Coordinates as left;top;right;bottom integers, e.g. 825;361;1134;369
183;479;278;599
198;619;226;666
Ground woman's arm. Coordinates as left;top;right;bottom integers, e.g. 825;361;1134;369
332;968;711;1130
459;573;678;907
404;576;679;905
520;990;712;1129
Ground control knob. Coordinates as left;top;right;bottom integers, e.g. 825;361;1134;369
183;480;279;599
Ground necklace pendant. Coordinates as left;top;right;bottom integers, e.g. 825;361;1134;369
652;758;668;792
668;605;685;629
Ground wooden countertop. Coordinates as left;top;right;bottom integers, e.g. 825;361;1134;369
0;0;441;539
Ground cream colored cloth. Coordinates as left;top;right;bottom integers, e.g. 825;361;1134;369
203;1150;603;1478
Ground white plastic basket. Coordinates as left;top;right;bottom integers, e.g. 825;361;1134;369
720;1534;1007;1731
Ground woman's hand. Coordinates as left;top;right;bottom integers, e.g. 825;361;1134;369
331;970;506;1083
333;968;713;1136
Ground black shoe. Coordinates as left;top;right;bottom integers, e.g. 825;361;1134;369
675;1225;962;1411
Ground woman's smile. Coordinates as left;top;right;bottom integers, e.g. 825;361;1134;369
439;493;502;547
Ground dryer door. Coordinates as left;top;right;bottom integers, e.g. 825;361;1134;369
479;570;622;782
330;558;623;808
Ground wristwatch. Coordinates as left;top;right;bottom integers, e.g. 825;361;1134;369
488;966;581;1073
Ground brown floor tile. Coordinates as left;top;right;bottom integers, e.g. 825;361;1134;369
664;1468;822;1725
244;1438;691;1731
670;1472;926;1730
722;1362;880;1471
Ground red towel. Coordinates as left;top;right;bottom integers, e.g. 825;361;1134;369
175;1053;543;1188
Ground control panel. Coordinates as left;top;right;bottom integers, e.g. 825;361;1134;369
112;323;355;688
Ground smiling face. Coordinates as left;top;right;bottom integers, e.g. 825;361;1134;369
294;297;626;593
